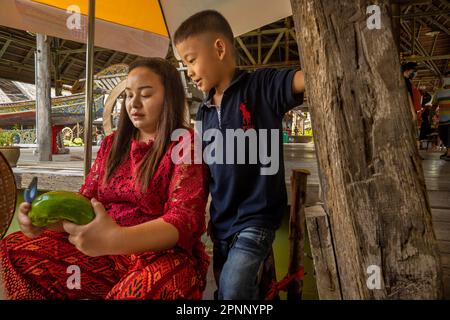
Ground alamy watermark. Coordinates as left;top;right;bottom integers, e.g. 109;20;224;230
66;5;81;30
366;265;382;290
170;121;280;176
367;5;381;30
66;265;81;290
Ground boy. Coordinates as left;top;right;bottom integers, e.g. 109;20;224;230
174;10;305;300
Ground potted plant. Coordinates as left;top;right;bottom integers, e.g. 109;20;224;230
0;129;21;167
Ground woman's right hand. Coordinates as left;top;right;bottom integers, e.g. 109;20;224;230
17;202;64;238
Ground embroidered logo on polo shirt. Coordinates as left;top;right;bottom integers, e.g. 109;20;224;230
239;102;255;130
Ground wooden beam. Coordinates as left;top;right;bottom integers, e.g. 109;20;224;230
0;39;12;59
401;22;442;75
104;51;119;67
0;58;35;72
390;3;401;50
237;51;251;66
394;9;450;19
58;53;70;68
391;0;432;4
285;18;290;63
243;27;295;37
257;28;262;64
236;37;256;65
57;47;108;55
263;32;284;64
403;54;450;62
414;7;450;36
0;33;35;49
17;48;35;73
53;39;62;96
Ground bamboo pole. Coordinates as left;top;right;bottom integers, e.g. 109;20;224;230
83;0;96;179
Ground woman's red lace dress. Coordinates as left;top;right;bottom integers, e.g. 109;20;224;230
0;130;210;299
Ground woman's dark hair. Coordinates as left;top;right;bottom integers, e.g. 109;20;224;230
104;58;188;191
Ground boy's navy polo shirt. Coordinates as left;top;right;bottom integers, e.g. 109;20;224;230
196;68;304;240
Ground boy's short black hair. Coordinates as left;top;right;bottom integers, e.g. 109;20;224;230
174;10;234;46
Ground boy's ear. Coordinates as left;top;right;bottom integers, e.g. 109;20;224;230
214;38;227;61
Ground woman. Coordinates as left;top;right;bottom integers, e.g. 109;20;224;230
0;58;209;300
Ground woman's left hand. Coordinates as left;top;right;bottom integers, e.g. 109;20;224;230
63;198;122;257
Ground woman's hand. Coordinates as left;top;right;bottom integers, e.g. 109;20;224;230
62;198;122;257
17;202;65;238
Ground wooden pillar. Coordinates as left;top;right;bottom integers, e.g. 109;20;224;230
36;34;52;161
53;38;62;96
390;3;401;53
290;0;443;299
287;169;310;300
83;0;96;179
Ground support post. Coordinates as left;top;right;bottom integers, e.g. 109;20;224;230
36;34;52;162
290;0;443;299
287;169;310;300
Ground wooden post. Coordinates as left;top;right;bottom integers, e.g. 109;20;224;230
290;0;443;299
390;3;401;52
287;169;310;300
36;34;52;162
53;38;62;96
83;0;96;179
259;248;278;299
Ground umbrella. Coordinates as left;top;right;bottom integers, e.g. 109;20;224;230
0;0;293;177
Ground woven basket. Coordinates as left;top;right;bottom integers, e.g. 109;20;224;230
0;152;17;239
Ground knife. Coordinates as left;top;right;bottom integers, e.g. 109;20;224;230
24;177;38;203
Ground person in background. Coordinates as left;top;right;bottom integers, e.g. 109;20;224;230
419;92;432;143
433;71;450;161
402;62;422;126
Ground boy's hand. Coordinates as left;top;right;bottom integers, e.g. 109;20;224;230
293;70;306;94
18;202;65;238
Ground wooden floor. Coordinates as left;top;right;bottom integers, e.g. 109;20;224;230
284;143;450;299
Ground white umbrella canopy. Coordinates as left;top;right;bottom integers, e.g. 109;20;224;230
0;0;170;57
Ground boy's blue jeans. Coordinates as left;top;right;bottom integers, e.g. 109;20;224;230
212;226;275;300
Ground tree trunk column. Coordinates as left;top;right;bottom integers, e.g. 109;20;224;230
290;0;443;299
36;34;52;162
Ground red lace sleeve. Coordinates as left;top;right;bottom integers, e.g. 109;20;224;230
161;138;208;253
78;134;112;199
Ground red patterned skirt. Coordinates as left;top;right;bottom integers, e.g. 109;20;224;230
0;230;207;300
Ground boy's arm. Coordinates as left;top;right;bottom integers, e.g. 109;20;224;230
292;70;306;94
253;68;305;117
